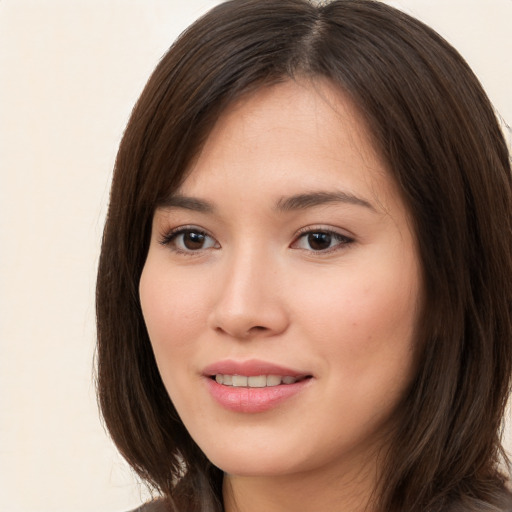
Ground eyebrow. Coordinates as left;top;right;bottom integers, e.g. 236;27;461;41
158;194;215;213
158;190;376;214
275;191;376;212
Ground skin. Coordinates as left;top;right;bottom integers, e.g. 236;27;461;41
139;79;422;512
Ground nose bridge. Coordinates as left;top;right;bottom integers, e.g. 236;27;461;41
210;240;288;338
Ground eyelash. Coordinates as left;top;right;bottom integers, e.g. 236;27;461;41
292;227;355;254
158;226;355;255
158;226;219;255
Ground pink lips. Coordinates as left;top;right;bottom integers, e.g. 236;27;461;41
202;359;312;413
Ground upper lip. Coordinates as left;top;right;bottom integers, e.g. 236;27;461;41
202;359;311;378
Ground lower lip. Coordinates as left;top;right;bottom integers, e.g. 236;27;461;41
205;377;311;413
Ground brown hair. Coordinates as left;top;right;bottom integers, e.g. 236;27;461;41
96;1;512;510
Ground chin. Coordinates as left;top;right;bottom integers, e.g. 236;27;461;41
200;441;305;477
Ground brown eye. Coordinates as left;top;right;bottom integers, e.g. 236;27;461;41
182;231;208;250
292;230;354;252
161;228;219;253
307;232;333;251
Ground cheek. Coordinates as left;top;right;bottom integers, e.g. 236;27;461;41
139;261;213;398
293;257;420;372
140;261;207;347
139;262;213;418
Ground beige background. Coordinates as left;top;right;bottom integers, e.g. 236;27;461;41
0;1;510;511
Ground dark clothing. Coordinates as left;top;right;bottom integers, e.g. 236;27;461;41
129;492;512;512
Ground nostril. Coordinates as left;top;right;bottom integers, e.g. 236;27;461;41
245;325;269;336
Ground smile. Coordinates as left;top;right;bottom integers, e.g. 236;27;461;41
213;374;305;387
203;361;313;412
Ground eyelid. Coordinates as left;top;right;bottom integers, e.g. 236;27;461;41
293;224;355;239
291;225;355;253
158;225;220;253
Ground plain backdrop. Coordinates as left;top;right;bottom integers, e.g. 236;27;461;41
0;1;510;511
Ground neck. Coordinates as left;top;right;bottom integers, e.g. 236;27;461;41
222;456;380;512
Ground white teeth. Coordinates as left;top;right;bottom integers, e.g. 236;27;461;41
248;375;267;388
213;374;300;387
232;375;248;387
266;375;282;386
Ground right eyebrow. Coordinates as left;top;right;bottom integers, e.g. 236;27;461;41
158;194;215;213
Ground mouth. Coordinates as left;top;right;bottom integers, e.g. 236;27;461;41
210;374;311;387
202;360;313;412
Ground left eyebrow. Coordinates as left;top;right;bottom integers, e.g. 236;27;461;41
275;191;376;212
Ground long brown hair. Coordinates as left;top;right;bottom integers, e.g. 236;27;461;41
96;1;512;510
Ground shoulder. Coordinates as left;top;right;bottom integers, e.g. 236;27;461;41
499;490;512;512
448;490;512;512
489;489;512;512
128;499;169;512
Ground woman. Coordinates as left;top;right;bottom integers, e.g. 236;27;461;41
96;0;512;511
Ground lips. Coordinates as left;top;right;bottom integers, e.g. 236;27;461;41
203;359;310;378
202;359;312;413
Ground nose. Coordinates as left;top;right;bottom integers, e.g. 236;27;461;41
208;248;289;340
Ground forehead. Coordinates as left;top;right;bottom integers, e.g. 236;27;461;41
174;78;399;219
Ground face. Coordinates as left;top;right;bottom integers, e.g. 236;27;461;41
139;79;422;481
